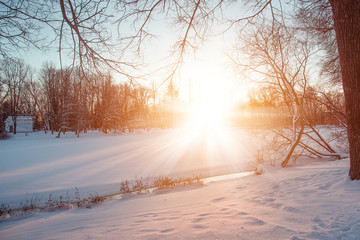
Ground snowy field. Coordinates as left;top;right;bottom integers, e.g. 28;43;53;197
0;128;256;208
1;127;360;239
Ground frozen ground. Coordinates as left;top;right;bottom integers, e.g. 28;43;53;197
0;128;255;208
1;159;359;239
1;127;359;239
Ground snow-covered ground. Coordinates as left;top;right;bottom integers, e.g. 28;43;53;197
0;128;255;208
1;127;359;239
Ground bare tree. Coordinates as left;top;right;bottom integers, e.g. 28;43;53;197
0;0;56;59
1;0;138;81
0;73;10;135
25;78;49;132
39;63;62;134
71;69;91;136
0;58;30;134
100;74;119;133
235;15;341;167
296;0;341;85
56;68;74;138
0;73;9;106
58;0;140;80
131;84;151;130
115;0;225;85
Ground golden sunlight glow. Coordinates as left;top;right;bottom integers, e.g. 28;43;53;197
188;98;230;131
179;54;237;130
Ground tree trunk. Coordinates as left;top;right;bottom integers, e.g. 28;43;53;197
13;116;17;135
329;0;360;180
281;123;305;168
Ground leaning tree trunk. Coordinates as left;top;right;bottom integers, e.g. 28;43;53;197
281;121;305;168
329;0;360;180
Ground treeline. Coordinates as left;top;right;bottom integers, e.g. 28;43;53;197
0;59;177;137
231;86;347;129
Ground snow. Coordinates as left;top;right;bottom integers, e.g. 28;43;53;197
1;127;359;239
0;128;255;207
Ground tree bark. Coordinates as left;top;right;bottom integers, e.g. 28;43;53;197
329;0;360;180
281;122;305;168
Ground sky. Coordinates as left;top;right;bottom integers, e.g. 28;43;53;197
5;0;303;108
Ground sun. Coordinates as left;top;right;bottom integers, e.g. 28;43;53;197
180;59;235;131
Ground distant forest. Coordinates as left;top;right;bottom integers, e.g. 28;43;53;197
0;60;181;137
